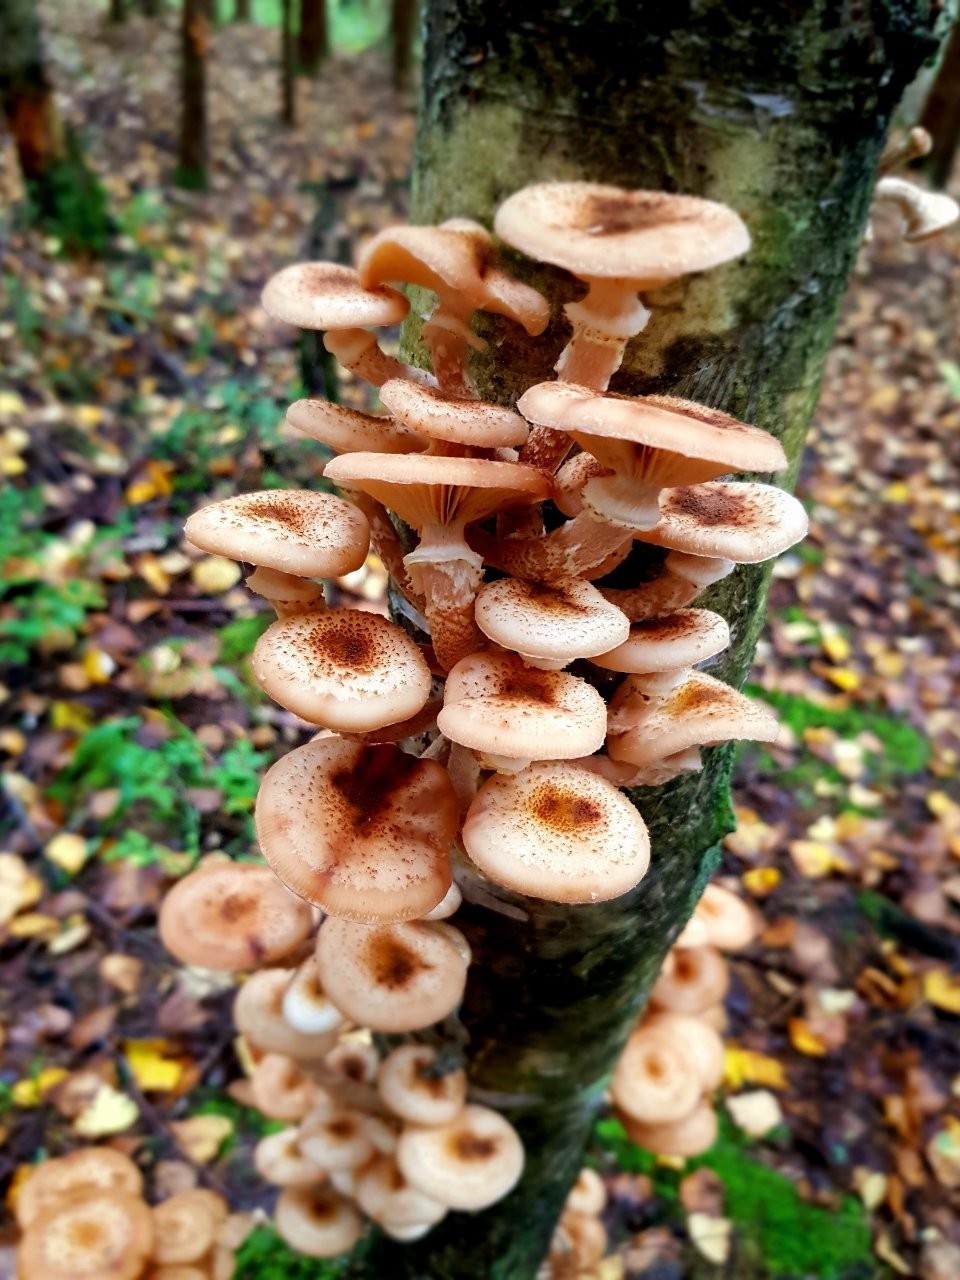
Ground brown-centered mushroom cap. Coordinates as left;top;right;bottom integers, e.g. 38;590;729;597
297;1107;376;1171
251;1052;317;1121
638;481;808;562
151;1190;221;1266
234;968;339;1061
252;609;432;732
643;1011;725;1090
620;1098;718;1158
315;918;469;1032
17;1149;144;1230
354;1155;448;1230
18;1188;154;1280
691;883;758;952
438;651;607;767
184;490;370;579
611;1022;703;1124
158;862;314;971
286;398;426;455
273;1186;363;1258
255;738;456;923
591;608;730;674
474;576;630;670
649;945;730;1015
396;1104;524;1211
254;1129;328;1188
379;378;529;450
377;1044;467;1127
461;761;651;903
261;262;408;331
494;183;750;285
282;957;346;1036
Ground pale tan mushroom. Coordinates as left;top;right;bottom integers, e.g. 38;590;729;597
380;377;529;452
691;883;758;952
251;1053;318;1121
637;481;808;562
17;1149;143;1229
397;1104;524;1211
234;968;338;1061
297;1108;376;1171
273;1186;363;1258
643;1011;725;1090
620;1099;718;1158
353;1155;448;1231
286;397;426;455
282;957;346;1037
377;1044;467;1127
18;1189;154;1280
611;1023;703;1124
254;1129;328;1188
649;946;730;1016
592;608;730;678
151;1190;221;1266
474;576;630;670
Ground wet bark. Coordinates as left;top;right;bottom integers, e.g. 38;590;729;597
342;2;941;1277
921;18;960;186
390;0;417;91
176;0;208;188
298;0;329;74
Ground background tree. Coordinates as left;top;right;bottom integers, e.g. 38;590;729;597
140;0;164;16
921;18;960;186
108;0;128;23
343;1;943;1276
389;0;417;91
233;0;252;20
176;0;209;188
298;0;329;74
0;0;110;250
280;0;296;124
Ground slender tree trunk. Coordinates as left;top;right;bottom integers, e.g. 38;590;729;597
280;0;296;124
233;0;252;20
342;1;941;1277
298;0;328;74
176;0;208;188
0;0;111;250
921;19;960;186
390;0;416;91
140;0;164;16
108;0;128;22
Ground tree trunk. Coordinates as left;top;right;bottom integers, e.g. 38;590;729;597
176;0;208;188
298;0;328;74
390;0;417;91
233;0;251;20
140;0;164;16
921;18;960;186
0;0;111;250
108;0;128;22
342;1;941;1278
280;0;296;124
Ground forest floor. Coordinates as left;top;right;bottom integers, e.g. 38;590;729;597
1;4;959;1279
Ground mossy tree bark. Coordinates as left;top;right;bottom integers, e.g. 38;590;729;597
176;0;209;188
343;2;941;1277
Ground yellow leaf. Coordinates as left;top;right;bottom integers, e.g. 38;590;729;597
73;1083;139;1136
852;1168;888;1210
788;840;837;878
191;556;242;594
723;1044;787;1091
821;631;852;663
8;913;59;940
82;648;117;685
726;1089;783;1136
741;867;780;897
75;405;106;429
881;482;910;503
923;970;960;1014
136;553;172;596
788;1018;829;1057
50;700;96;732
170;1114;233;1163
123;1039;184;1092
11;1068;69;1108
823;667;860;693
44;833;89;876
0;391;26;416
0;853;43;925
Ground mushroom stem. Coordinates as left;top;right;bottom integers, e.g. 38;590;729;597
348;492;425;613
470;510;633;582
555;278;652;390
323;328;434;388
422;311;484;400
404;529;484;671
246;566;327;618
598;573;700;621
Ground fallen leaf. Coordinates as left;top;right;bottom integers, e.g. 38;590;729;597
73;1083;139;1137
43;833;89;876
726;1090;784;1136
191;556;242;593
687;1212;732;1265
923;970;960;1014
723;1045;787;1091
170;1114;233;1163
11;1068;69;1108
123;1039;184;1092
788;1018;829;1057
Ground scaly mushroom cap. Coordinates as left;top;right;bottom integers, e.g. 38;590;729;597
692;883;759;952
377;1044;467;1127
252;609;432;732
358;220;494;305
158;862;314;971
461;762;651;903
323;452;549;533
638;481;808;562
298;1108;376;1171
286;398;426;455
354;1156;448;1230
607;671;779;767
234;968;338;1061
254;1129;328;1188
649;946;730;1015
379;378;529;449
151;1191;222;1266
261;262;408;330
184;490;370;579
643;1011;726;1091
255;738;456;923
438;651;608;764
315;918;469;1032
397;1105;524;1211
251;1053;317;1121
282;957;346;1036
494;183;750;285
620;1099;718;1158
474;577;630;669
273;1186;363;1258
611;1023;703;1123
18;1189;154;1280
17;1149;144;1230
592;608;730;674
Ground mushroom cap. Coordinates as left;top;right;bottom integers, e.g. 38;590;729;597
298;1108;376;1171
397;1104;524;1211
17;1149;144;1230
554;452;611;518
357;221;493;306
245;566;327;606
643;1011;726;1091
565;1167;607;1216
286;398;426;455
480;265;551;335
184;490;370;578
518;383;786;479
252;609;432;732
315;918;469;1032
323;1036;382;1087
438;651;607;763
494;183;750;284
18;1189;154;1280
607;671;779;767
251;1053;317;1121
474;577;630;667
638;481;808;563
461;761;651;904
591;608;730;674
649;946;730;1015
282;957;346;1036
158;862;314;971
323;452;549;532
273;1186;363;1258
151;1191;220;1265
692;883;758;951
354;1155;447;1229
234;968;338;1061
261;262;408;330
254;1129;328;1188
255;738;457;923
620;1098;718;1158
377;1044;468;1127
379;378;529;449
420;879;462;921
611;1022;703;1123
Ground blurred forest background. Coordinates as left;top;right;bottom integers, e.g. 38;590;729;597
1;2;960;1277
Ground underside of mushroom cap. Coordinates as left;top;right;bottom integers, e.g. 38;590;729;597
286;398;426;455
396;1104;524;1211
315;918;469;1031
461;761;651;903
234;968;339;1060
255;737;457;923
638;481;809;562
252;608;432;732
261;262;408;331
474;576;630;668
379;378;529;449
184;490;370;579
591;608;730;673
494;183;750;284
357;221;494;305
158;861;314;971
438;650;608;762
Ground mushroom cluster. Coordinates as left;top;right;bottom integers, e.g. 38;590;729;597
13;1147;244;1280
612;882;759;1156
540;1167;609;1279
